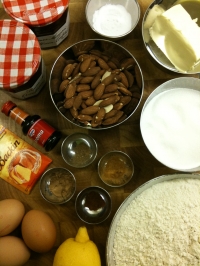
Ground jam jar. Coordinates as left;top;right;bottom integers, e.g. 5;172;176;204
0;20;46;99
2;0;70;49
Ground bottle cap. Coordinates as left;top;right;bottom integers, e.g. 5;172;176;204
1;101;17;116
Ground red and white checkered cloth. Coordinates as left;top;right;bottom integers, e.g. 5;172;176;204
0;20;41;89
2;0;69;26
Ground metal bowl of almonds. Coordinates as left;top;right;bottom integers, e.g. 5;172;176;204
39;167;76;204
49;39;144;130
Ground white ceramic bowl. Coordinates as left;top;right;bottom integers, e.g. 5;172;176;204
140;77;200;172
86;0;140;40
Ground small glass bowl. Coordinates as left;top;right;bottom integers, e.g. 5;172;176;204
98;151;134;187
40;167;76;204
61;133;98;168
75;186;112;224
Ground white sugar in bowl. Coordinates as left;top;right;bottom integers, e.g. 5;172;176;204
86;0;140;40
140;77;200;172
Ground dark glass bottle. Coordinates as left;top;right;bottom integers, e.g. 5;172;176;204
1;101;61;152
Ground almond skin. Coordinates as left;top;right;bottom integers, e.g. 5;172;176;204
85;96;96;106
118;72;129;88
118;86;132;96
97;58;110;70
62;63;76;80
94;107;106;124
63;97;75;109
79;76;94;84
59;79;69;93
80;57;93;73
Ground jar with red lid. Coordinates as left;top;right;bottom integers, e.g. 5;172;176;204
0;19;46;99
2;0;70;49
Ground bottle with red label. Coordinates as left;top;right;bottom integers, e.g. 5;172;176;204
1;101;62;152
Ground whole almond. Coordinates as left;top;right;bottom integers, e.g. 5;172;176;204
94;83;105;100
80;57;93;73
62;63;76;80
118;72;129;88
71;62;80;78
102;110;124;125
65;82;77;99
73;94;83;110
80;106;100;115
99;95;120;107
63;97;75;109
113;102;123;110
70;108;78;118
120;58;135;70
77;114;92;121
94;107;106;124
59;79;69;93
91;69;106;89
77;84;90;92
79;76;94;84
85;96;96;106
102;73;116;86
105;83;118;93
101;92;118;99
123;97;139;114
118;86;132;96
97;58;110;70
124;69;134;87
118;96;132;106
82;66;101;77
107;60;118;70
79;90;93;99
104;109;118;119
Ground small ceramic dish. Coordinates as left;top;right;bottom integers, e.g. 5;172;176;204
61;133;98;168
40;167;76;204
75;186;112;224
98;151;134;187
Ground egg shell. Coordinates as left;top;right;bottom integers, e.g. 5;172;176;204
21;209;57;253
0;199;25;236
0;235;30;266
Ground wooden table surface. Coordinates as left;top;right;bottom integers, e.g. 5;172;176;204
0;0;199;265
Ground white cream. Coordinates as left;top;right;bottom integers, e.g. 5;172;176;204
92;4;132;37
140;88;200;170
149;4;200;72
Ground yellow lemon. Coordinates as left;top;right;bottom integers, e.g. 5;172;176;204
53;226;101;266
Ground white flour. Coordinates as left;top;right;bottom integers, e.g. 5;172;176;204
113;178;200;266
92;4;132;37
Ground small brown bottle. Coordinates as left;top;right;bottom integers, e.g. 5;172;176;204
1;101;61;152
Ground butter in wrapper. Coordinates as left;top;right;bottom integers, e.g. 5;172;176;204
0;125;52;194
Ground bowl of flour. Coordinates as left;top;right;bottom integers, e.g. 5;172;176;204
106;173;200;266
86;0;140;40
140;77;200;172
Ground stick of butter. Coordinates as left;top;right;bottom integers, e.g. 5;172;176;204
149;4;200;72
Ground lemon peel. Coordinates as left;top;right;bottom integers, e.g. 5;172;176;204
53;226;101;266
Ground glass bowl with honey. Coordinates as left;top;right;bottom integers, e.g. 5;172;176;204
98;151;134;187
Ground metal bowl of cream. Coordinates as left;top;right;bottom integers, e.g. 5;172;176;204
86;0;140;40
142;0;200;74
140;77;200;172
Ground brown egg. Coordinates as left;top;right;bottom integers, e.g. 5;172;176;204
0;236;30;266
21;209;57;253
0;199;25;236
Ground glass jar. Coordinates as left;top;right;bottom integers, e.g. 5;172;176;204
2;0;70;49
0;19;46;99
